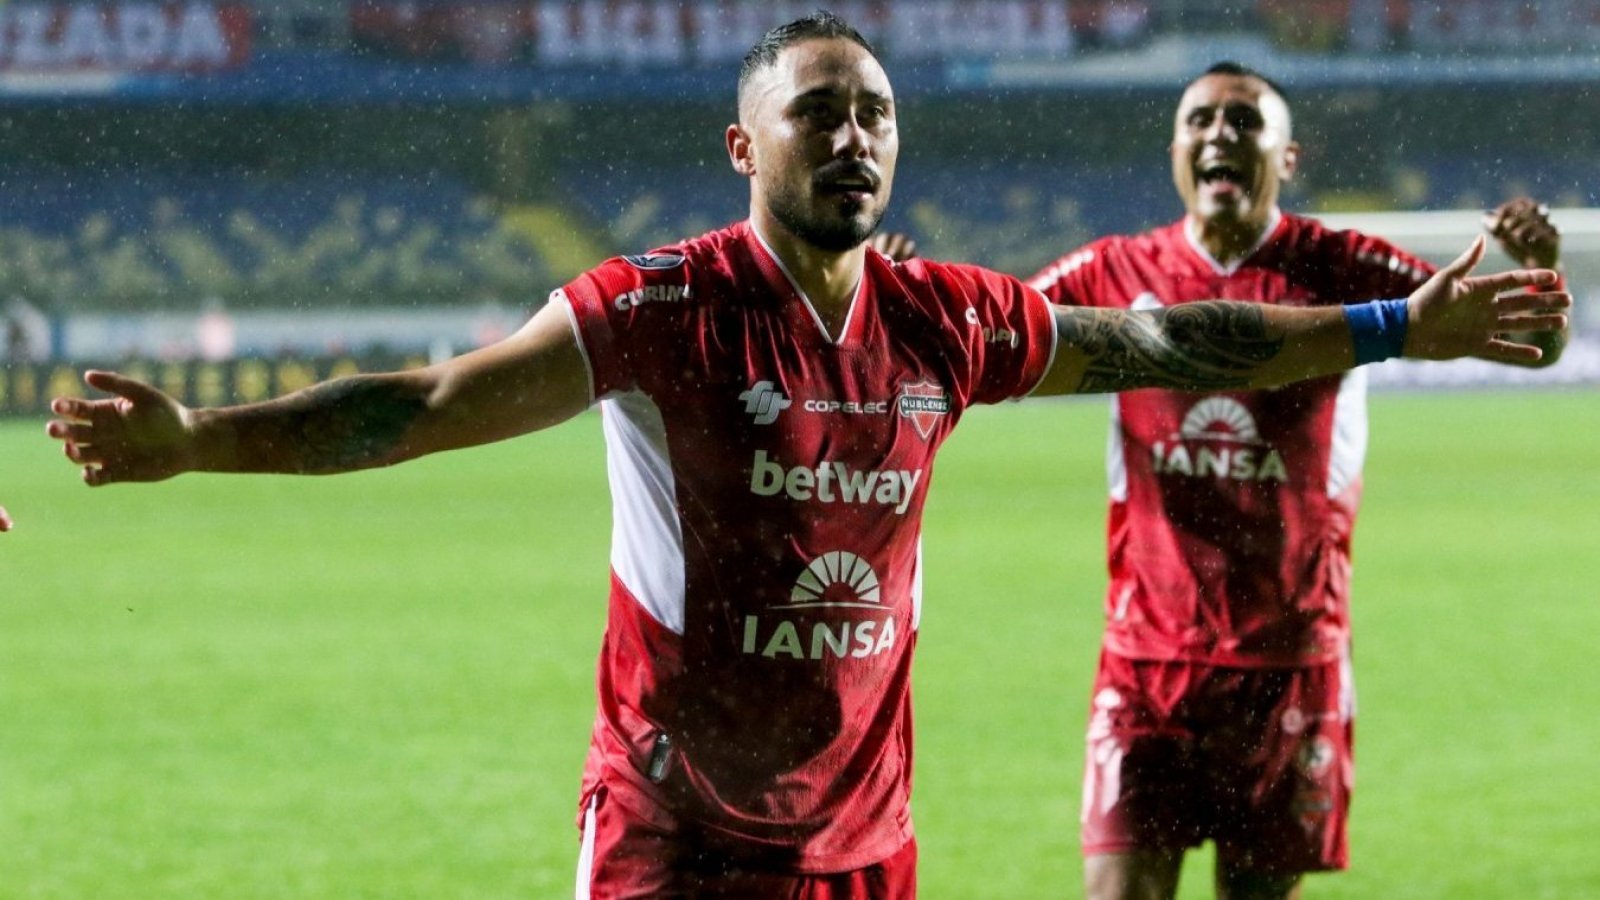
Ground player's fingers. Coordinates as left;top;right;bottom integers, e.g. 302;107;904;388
82;461;129;487
1462;268;1560;294
1496;290;1571;312
1505;220;1554;246
84;370;167;406
62;441;107;466
0;506;12;532
1478;338;1545;364
1497;312;1569;333
45;420;97;444
49;396;105;423
1439;235;1487;278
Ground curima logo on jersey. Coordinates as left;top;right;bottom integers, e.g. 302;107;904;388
1151;397;1289;482
740;551;898;662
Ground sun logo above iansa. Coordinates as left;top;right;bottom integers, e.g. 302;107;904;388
1177;397;1261;444
791;551;882;606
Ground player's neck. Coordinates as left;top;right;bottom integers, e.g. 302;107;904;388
1189;214;1272;266
753;219;865;338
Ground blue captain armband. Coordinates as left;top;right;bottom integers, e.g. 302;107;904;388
1343;298;1410;365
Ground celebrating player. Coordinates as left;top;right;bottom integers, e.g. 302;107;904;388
45;19;1565;898
1026;64;1564;900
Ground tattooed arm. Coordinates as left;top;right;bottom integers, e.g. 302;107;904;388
1033;238;1569;397
46;302;591;485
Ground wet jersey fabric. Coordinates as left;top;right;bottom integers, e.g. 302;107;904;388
1029;212;1432;667
558;220;1057;872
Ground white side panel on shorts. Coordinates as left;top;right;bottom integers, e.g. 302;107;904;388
1326;367;1369;498
602;390;687;634
574;794;597;900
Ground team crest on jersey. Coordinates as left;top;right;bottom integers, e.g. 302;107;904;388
897;380;950;440
622;253;685;270
1296;736;1336;779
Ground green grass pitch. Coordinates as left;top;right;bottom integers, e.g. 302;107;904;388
3;389;1597;897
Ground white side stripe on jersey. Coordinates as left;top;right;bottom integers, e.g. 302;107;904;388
554;290;598;407
1106;397;1128;503
602;390;688;634
1326;367;1369;498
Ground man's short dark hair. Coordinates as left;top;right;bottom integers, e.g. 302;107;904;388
1199;61;1289;104
738;11;878;106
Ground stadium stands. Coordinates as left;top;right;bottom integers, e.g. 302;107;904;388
0;168;551;310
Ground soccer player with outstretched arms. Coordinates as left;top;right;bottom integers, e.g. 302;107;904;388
45;18;1566;898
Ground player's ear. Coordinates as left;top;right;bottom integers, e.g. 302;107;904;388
727;124;756;177
1280;140;1301;182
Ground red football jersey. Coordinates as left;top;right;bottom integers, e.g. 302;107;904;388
558;221;1057;871
1028;212;1433;667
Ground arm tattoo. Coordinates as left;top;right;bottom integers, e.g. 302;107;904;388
1060;303;1284;393
268;376;428;472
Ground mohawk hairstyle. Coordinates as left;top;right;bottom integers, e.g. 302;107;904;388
1201;60;1289;103
738;11;878;108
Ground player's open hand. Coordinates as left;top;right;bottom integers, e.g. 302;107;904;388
1404;236;1569;364
0;506;11;532
869;231;918;262
45;370;197;486
1484;197;1560;269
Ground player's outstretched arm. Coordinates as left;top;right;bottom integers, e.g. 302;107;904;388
1033;236;1569;396
45;302;591;486
1485;196;1568;368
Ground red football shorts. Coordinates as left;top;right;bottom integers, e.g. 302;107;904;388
1079;650;1354;874
575;778;918;899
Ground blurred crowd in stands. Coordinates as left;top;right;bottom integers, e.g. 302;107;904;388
0;152;1590;316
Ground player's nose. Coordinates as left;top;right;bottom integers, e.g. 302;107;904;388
832;115;872;160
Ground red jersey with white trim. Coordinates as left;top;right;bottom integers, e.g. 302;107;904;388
558;220;1056;872
1028;212;1432;667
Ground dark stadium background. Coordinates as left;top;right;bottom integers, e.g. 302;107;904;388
0;0;1596;406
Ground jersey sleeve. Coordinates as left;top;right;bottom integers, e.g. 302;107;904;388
1325;229;1436;302
555;253;694;399
1024;237;1117;308
938;263;1059;406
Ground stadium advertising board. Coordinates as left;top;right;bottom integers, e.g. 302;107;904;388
349;0;1150;67
0;3;251;75
1260;0;1600;53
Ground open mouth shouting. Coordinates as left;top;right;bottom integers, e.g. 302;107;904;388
1197;160;1248;198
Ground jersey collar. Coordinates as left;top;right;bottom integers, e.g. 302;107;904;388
1183;207;1284;276
747;221;865;346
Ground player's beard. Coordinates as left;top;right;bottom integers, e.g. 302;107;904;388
767;169;887;253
